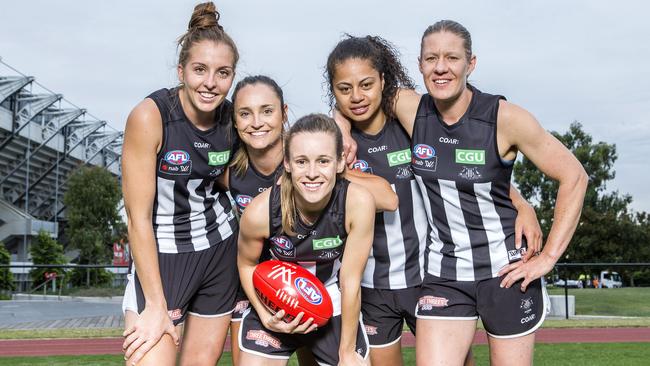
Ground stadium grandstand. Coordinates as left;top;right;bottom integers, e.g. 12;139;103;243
0;58;123;289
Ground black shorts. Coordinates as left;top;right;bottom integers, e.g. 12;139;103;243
239;307;369;365
122;234;239;326
231;285;250;322
361;286;418;347
416;274;547;338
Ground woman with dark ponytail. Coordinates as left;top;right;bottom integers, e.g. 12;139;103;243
120;3;241;365
238;114;377;366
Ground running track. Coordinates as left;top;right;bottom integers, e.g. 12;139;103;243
1;328;649;357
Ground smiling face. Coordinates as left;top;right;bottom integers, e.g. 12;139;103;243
332;58;385;129
419;31;476;103
234;83;286;153
177;40;236;125
284;131;345;210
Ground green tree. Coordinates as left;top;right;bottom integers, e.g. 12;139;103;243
29;230;68;289
0;242;15;294
64;166;122;286
513;122;650;281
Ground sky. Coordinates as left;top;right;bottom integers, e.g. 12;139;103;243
1;0;649;212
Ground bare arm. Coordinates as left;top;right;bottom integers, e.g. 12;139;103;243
393;88;422;137
509;185;542;262
332;107;357;166
497;101;588;290
121;99;179;362
343;168;398;212
339;183;375;365
237;191;317;334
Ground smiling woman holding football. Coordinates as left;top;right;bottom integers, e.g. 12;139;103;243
229;75;396;366
238;114;377;366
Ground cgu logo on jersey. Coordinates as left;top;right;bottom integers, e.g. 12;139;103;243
208;151;230;166
235;194;253;209
386;148;411;167
352;159;373;174
312;236;343;250
455;149;485;165
294;277;323;305
160;150;192;175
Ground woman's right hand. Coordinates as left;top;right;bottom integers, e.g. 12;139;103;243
122;305;179;364
262;310;318;334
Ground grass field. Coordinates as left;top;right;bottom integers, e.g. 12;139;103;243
547;287;650;316
1;343;649;365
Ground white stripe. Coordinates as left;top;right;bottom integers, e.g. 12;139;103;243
155;177;178;253
439;179;474;281
361;246;376;288
414;175;443;277
205;181;234;240
122;272;139;314
385;185;407;288
187;179;211;251
410;179;428;283
474;182;509;277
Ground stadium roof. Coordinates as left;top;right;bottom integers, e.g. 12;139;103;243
0;58;122;223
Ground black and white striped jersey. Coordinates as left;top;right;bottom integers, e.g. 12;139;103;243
351;120;427;289
411;84;522;281
149;88;238;254
229;161;282;215
265;179;349;312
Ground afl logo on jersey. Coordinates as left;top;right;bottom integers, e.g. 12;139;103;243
294;277;323;305
164;150;190;165
352;160;372;173
271;236;293;250
235;194;252;208
413;144;435;160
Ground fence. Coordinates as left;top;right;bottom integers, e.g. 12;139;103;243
0;264;129;292
552;262;650;319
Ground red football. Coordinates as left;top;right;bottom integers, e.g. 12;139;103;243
253;260;333;327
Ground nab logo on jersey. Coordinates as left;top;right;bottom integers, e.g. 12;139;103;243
413;144;435;159
236;194;252;208
352;160;372;173
164;150;190;165
295;277;323;305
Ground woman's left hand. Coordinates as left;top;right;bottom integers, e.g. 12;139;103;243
514;203;543;262
498;252;556;291
338;350;368;366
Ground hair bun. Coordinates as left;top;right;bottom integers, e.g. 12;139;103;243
188;2;222;31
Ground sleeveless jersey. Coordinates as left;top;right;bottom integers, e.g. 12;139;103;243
351;120;427;289
266;179;349;314
149;88;238;254
229;161;282;215
411;84;522;281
